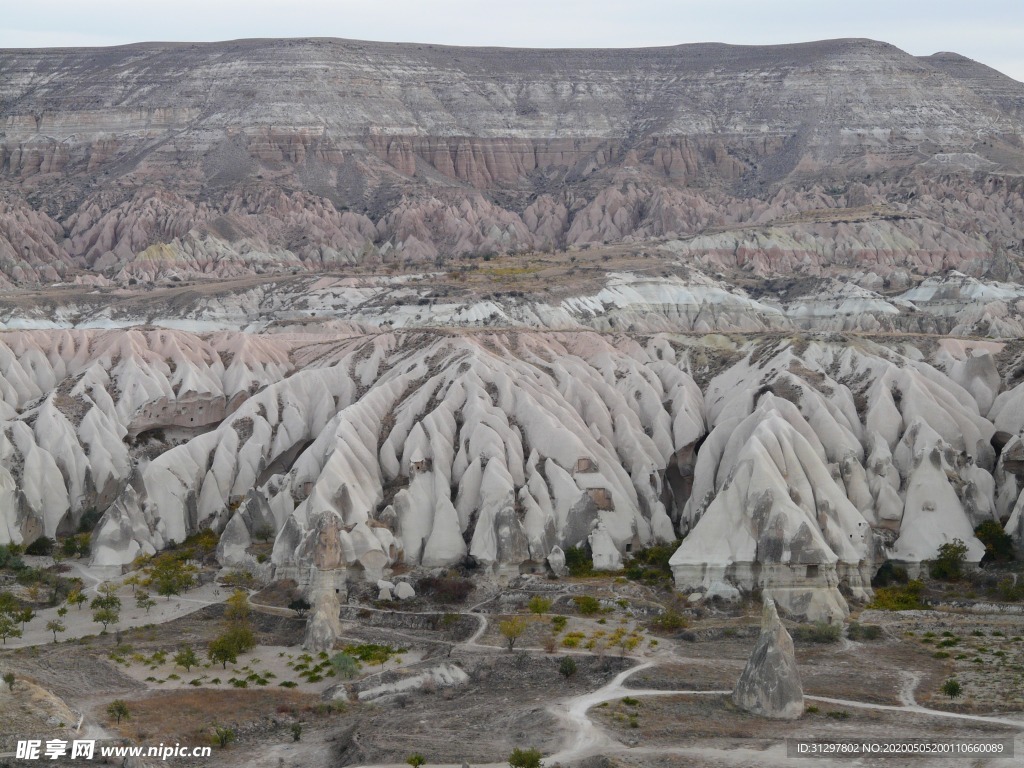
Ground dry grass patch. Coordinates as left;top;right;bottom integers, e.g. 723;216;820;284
105;688;334;745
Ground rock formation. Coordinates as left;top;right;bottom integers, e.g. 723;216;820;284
0;36;1023;609
0;325;1015;616
0;39;1021;286
732;598;804;719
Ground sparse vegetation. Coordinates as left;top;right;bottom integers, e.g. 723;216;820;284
847;622;883;641
791;622;842;643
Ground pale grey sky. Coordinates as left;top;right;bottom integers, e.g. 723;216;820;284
2;0;1022;82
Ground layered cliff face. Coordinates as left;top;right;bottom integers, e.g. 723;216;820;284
1;327;1022;620
0;37;1023;286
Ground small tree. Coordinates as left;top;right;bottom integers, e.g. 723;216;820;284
288;597;311;618
146;557;197;599
61;537;79;559
0;613;21;645
225;589;250;623
558;656;577;679
46;619;66;643
136;591;156;614
72;533;90;558
528;596;552;615
617;633;641;660
209;635;239;669
929;539;969;581
93;607;118;631
254;524;274;543
91;593;121;631
406;755;426;767
208;625;255;669
212;726;235;748
942;679;963;701
67;590;87;611
2;671;14;691
291;723;302;742
124;574;142;595
107;700;130;724
508;747;543;768
18;608;35;632
174;645;199;672
499;617;528;651
0;590;19;615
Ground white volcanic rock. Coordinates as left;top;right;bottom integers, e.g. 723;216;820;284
732;597;804;720
394;581;415;600
671;410;870;623
588;522;622;571
2;326;1021;609
890;420;986;565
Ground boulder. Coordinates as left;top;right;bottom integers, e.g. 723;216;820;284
394;581;416;600
731;597;804;719
547;545;568;577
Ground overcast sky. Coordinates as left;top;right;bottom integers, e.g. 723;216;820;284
2;0;1022;82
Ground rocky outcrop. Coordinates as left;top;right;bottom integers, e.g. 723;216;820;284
732;598;804;719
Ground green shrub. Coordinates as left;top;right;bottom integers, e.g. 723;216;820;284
25;537;55;556
791;622;841;643
527;596;552;614
508;747;543;768
551;615;568;632
572;595;602;616
869;580;928;610
928;539;968;581
564;547;594;577
846;622;882;641
623;542;678;585
871;561;909;587
329;653;360;679
558;657;577;679
649;609;687;632
975;521;1015;563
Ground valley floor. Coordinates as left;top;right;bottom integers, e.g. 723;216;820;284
2;569;1023;767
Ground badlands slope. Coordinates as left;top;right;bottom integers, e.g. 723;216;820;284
0;38;1023;286
1;326;1022;622
1;37;1024;623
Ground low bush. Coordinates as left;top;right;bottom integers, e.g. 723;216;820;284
868;580;928;610
791;622;841;644
846;622;882;641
